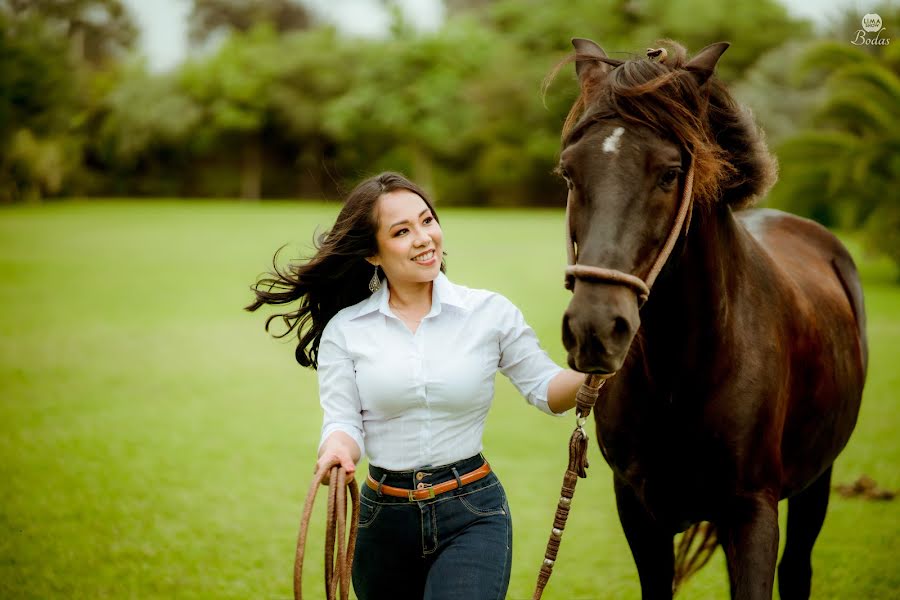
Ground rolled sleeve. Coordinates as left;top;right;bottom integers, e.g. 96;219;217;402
495;296;565;416
317;319;365;457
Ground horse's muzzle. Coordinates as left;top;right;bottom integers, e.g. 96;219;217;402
563;282;640;373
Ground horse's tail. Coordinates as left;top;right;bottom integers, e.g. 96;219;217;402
830;253;868;378
672;521;718;595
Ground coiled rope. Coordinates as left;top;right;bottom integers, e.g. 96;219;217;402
294;466;360;600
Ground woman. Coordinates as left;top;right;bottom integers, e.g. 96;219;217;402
247;172;585;600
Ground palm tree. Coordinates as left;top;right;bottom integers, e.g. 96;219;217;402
771;40;900;274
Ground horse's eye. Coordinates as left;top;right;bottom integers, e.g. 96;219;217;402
560;168;574;190
659;168;681;188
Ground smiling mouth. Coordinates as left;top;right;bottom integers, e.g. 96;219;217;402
412;250;435;262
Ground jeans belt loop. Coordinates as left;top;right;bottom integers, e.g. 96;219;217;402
451;466;463;488
376;474;387;497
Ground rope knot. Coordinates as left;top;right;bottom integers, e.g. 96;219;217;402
569;427;590;478
575;375;606;417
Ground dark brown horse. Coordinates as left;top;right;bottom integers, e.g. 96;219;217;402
557;39;867;599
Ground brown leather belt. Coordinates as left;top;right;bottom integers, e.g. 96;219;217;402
366;461;492;501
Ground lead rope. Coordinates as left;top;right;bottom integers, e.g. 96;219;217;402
538;164;693;597
532;374;608;600
294;466;360;600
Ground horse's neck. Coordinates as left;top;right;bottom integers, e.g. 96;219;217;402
637;205;751;377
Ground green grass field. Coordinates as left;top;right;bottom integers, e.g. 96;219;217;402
1;200;898;599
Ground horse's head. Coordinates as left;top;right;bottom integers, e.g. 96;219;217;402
559;39;776;374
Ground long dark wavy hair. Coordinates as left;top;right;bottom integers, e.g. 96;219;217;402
245;172;444;369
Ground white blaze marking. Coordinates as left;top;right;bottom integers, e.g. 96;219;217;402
602;127;625;153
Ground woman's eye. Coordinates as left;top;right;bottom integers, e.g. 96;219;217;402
423;216;434;225
394;228;408;237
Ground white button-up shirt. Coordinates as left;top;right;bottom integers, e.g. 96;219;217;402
317;272;564;471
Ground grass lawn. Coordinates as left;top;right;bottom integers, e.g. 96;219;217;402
1;200;898;599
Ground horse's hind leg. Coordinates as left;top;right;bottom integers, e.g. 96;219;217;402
778;466;833;600
614;477;674;599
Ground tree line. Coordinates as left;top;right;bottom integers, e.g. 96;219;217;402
1;0;898;268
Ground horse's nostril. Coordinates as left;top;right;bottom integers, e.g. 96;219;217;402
613;316;631;337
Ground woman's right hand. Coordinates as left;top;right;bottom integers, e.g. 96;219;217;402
315;432;360;484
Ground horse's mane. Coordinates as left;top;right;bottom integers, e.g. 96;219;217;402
552;40;777;208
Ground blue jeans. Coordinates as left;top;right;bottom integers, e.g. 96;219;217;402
352;454;512;600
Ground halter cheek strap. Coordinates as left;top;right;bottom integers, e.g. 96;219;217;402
564;162;695;304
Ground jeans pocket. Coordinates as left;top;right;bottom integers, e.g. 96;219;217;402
458;481;508;517
357;495;382;528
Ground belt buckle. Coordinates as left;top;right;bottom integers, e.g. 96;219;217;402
408;486;436;501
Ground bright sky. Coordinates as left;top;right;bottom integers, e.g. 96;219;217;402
122;0;878;72
124;0;445;71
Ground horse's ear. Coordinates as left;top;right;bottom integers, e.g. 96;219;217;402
572;38;620;88
684;42;730;86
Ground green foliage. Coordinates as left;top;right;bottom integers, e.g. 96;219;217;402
178;25;294;198
1;0;823;203
0;11;81;201
0;13;75;139
181;26;283;137
472;0;809;82
822;1;900;63
865;203;900;272
769;40;900;275
188;0;314;47
4;0;137;66
5;129;80;200
96;66;201;168
322;18;502;199
730;40;824;146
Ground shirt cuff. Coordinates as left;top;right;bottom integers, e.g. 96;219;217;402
531;366;568;417
319;423;366;459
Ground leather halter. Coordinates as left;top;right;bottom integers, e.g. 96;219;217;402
564;162;695;305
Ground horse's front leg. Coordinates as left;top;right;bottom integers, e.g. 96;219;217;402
614;477;674;599
720;490;779;600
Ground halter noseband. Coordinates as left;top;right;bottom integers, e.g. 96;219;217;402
564;162;695;305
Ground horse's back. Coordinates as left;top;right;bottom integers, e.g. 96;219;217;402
737;207;867;492
736;208;866;365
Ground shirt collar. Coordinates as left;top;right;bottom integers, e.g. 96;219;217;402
352;271;468;321
432;271;468;313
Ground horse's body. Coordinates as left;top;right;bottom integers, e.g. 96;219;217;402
595;207;866;597
558;40;867;599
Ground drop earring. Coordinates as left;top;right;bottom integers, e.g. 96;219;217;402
368;266;381;293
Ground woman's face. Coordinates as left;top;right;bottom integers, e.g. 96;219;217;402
368;189;443;286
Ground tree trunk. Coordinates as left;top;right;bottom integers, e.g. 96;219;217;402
240;136;262;200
